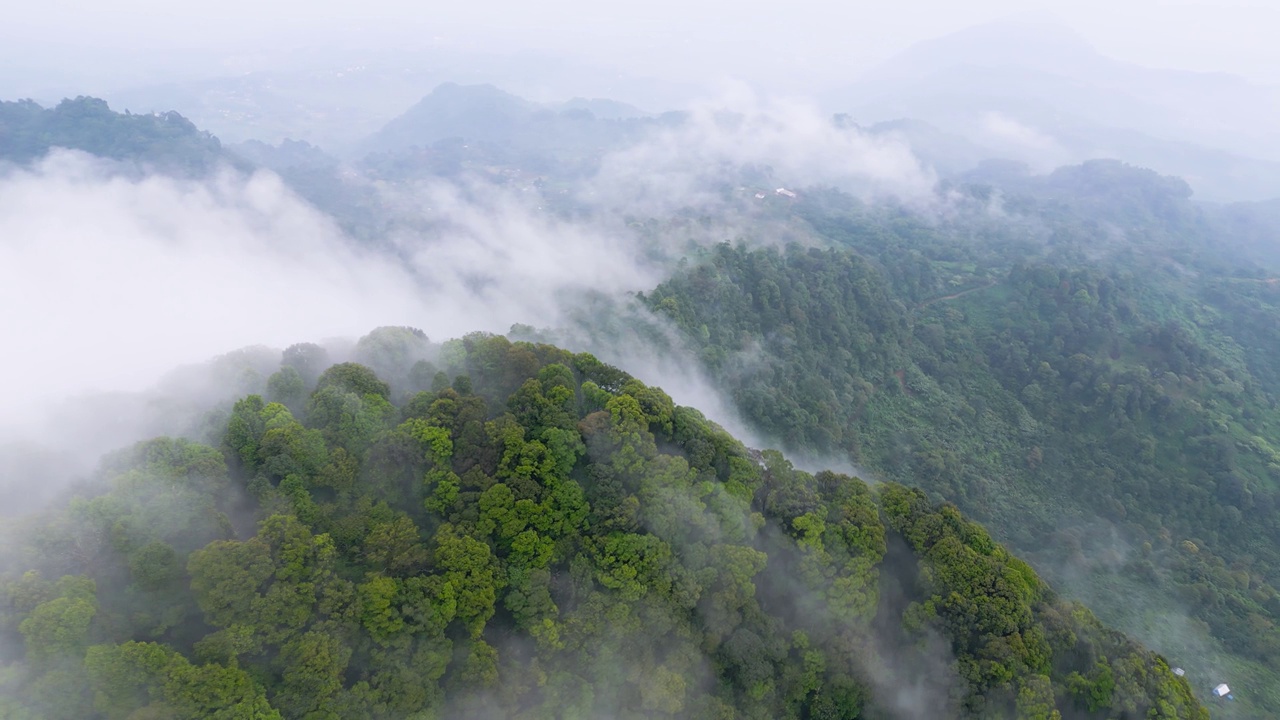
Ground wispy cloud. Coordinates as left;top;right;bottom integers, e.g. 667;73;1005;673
586;84;938;211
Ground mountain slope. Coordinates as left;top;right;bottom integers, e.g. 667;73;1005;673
638;162;1280;715
0;331;1203;719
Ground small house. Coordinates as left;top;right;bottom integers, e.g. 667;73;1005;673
1213;684;1230;698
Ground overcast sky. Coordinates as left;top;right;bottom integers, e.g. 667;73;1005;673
3;0;1278;98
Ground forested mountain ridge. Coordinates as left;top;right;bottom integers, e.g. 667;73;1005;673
0;330;1203;719
637;160;1280;715
0;97;235;175
0;91;1264;716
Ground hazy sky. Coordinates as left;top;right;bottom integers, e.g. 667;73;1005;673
3;0;1278;97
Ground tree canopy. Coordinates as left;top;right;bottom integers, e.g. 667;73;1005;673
0;333;1203;719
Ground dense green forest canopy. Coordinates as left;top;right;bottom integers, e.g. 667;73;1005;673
2;95;1272;717
636;160;1280;716
0;330;1203;719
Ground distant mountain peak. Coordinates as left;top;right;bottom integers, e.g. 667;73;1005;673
360;82;661;156
824;16;1280;200
863;18;1105;85
362;82;539;153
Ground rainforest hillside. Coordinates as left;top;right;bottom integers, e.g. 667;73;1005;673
0;94;1265;717
635;161;1280;716
0;330;1202;719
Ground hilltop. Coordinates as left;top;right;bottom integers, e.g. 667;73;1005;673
0;330;1204;719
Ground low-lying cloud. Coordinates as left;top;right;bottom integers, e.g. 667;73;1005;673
1;152;413;429
977;111;1072;171
0;89;934;500
586;84;938;211
0;92;954;716
0;151;664;439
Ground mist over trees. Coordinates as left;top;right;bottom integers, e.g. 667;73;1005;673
632;163;1280;715
0;332;1206;719
6;12;1280;718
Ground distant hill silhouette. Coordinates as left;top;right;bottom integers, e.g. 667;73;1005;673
824;19;1280;201
361;83;680;153
0;96;234;175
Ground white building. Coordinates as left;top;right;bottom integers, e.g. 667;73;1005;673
1213;683;1230;698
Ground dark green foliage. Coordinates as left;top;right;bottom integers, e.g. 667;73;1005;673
0;333;1201;719
313;362;391;401
881;484;1204;718
644;242;910;455
641;171;1280;714
307;364;397;461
